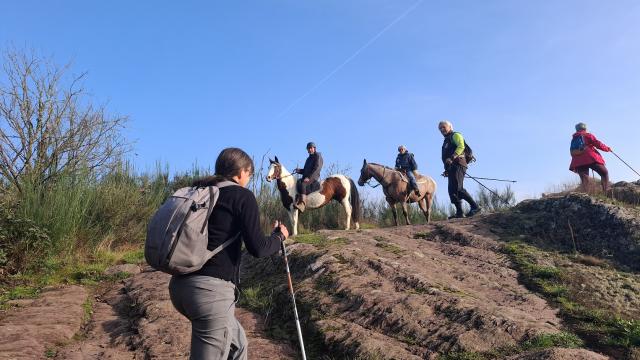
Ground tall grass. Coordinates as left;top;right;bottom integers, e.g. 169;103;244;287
0;163;171;277
476;185;516;212
0;159;518;278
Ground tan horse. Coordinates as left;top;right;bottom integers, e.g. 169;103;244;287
357;160;437;226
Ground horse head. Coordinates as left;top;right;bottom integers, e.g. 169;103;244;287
266;156;282;182
357;159;370;186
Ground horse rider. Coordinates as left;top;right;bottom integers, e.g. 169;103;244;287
569;122;612;194
439;120;481;218
293;142;323;211
395;145;421;197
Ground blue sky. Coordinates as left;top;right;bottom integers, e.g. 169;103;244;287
3;1;640;203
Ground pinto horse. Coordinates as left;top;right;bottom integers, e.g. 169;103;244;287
266;156;360;236
358;159;437;226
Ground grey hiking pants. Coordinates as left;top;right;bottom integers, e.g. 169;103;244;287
169;275;247;360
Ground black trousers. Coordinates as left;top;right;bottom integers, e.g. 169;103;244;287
296;179;320;195
448;163;478;212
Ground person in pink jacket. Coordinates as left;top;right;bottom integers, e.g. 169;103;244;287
569;122;612;193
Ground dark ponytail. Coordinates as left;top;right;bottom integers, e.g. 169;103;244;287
192;147;254;187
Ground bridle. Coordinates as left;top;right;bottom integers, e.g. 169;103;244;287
267;163;295;181
361;164;388;188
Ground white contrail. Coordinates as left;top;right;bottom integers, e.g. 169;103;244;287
276;0;425;119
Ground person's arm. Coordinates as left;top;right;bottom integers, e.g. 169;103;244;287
588;134;612;152
410;154;418;171
395;155;401;169
452;133;465;156
239;192;282;258
309;153;323;182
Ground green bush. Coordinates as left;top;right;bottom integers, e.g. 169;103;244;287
0;201;51;273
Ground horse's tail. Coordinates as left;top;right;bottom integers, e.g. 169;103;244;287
348;178;361;223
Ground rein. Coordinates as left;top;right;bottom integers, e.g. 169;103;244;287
364;165;388;188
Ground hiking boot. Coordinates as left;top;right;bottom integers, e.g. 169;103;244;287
414;188;421;197
448;213;464;219
466;207;482;217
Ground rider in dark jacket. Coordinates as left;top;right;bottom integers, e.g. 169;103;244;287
293;142;323;211
395;145;420;196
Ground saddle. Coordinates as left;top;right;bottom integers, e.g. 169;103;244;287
296;178;321;193
398;170;429;184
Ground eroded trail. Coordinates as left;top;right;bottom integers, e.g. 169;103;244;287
0;267;295;359
2;211;624;359
241;218;611;359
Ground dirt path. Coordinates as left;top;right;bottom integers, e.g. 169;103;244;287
1;213;623;359
239;217;610;359
0;286;87;359
0;268;295;359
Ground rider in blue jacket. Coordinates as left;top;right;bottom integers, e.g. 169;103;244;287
395;145;420;196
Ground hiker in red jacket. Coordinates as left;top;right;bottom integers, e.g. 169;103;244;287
569;122;612;193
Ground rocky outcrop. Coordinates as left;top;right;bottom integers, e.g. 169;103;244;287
611;180;640;206
0;286;87;359
490;193;640;271
241;225;609;359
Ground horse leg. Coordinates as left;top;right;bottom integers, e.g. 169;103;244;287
401;201;411;225
288;208;299;236
427;193;433;223
341;198;352;230
387;198;399;226
418;196;429;223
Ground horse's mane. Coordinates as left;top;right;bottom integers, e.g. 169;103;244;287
367;163;398;172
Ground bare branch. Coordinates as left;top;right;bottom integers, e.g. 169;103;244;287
0;48;130;191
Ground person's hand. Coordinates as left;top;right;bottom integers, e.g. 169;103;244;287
303;178;310;183
441;171;449;177
445;158;453;166
273;220;289;240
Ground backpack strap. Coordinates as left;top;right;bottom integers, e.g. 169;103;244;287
200;181;241;233
216;180;240;189
201;180;242;259
204;232;241;262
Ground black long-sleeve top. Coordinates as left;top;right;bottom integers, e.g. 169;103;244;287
297;152;323;183
191;182;283;284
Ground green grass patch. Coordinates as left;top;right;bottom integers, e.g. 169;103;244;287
44;348;57;358
239;285;275;315
120;249;145;264
0;248;140;308
522;331;584;350
375;241;405;255
502;240;640;355
0;285;40;307
294;234;349;248
437;332;582;360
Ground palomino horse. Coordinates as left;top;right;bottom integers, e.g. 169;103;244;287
266;156;361;236
358;160;437;226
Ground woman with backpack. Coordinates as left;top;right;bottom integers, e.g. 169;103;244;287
169;147;289;360
570;122;612;193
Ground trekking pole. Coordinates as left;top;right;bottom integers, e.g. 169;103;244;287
464;170;513;206
464;176;517;183
278;224;307;360
611;151;640;179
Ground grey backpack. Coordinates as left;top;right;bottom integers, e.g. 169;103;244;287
145;181;239;275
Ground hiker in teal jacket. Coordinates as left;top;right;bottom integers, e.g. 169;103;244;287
439;120;481;218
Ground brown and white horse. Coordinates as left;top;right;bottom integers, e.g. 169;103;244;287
358;160;437;226
266;156;360;236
